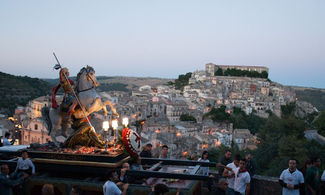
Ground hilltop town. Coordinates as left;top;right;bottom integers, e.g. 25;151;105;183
0;63;320;159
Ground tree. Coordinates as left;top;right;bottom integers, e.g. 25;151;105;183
313;110;325;136
215;68;223;76
261;71;268;78
204;106;230;122
174;72;192;90
180;114;197;123
281;102;296;117
221;68;268;79
166;81;174;86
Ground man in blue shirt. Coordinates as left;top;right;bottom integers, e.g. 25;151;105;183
103;170;128;195
3;132;12;146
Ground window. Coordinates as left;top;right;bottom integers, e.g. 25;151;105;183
34;124;38;130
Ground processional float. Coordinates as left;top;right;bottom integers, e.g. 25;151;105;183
28;53;142;169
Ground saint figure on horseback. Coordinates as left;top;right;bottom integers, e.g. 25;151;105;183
45;65;119;147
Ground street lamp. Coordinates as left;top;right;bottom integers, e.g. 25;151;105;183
102;120;110;154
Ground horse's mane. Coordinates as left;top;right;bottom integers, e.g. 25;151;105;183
75;66;95;90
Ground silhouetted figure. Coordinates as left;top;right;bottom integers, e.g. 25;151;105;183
149;183;169;195
42;184;54;195
305;157;321;195
216;178;228;195
140;143;152;158
70;185;82;195
218;150;232;176
0;164;26;195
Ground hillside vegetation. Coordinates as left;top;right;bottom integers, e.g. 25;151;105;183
45;76;172;92
294;87;325;111
207;103;325;177
0;72;51;115
215;68;268;78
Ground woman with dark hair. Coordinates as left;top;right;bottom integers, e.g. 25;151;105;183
198;151;213;191
198;151;209;176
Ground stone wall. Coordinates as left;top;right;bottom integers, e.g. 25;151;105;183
252;175;282;195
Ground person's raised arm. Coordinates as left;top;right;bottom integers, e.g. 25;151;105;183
28;159;35;174
121;183;129;195
15;158;21;173
222;166;233;178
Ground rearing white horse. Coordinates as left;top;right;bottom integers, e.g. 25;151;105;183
45;65;118;144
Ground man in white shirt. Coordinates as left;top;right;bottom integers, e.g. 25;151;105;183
223;154;241;195
103;170;128;195
234;158;250;195
279;159;304;195
15;150;35;176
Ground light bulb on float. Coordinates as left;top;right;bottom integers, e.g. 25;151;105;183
102;120;109;153
103;121;109;132
112;119;118;150
122;117;129;128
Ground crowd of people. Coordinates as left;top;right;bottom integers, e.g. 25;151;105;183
1;141;325;195
138;145;254;195
0;150;82;195
214;150;254;195
0;150;35;195
93;143;325;195
137;144;325;195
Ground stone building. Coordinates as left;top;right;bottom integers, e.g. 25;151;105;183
21;118;52;145
25;96;51;119
232;129;257;150
205;63;269;76
166;100;188;122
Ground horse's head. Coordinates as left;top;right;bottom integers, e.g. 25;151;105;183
76;65;99;92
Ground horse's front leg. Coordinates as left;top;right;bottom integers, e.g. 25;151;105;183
100;100;108;116
86;98;106;116
104;100;119;118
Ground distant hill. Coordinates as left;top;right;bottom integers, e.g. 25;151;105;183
292;86;325;111
0;72;51;115
44;76;173;92
97;76;173;91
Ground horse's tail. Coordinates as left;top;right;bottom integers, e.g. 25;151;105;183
42;107;52;135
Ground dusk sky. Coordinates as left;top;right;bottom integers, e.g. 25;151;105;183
0;1;324;88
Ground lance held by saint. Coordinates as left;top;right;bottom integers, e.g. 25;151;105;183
52;52;96;132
